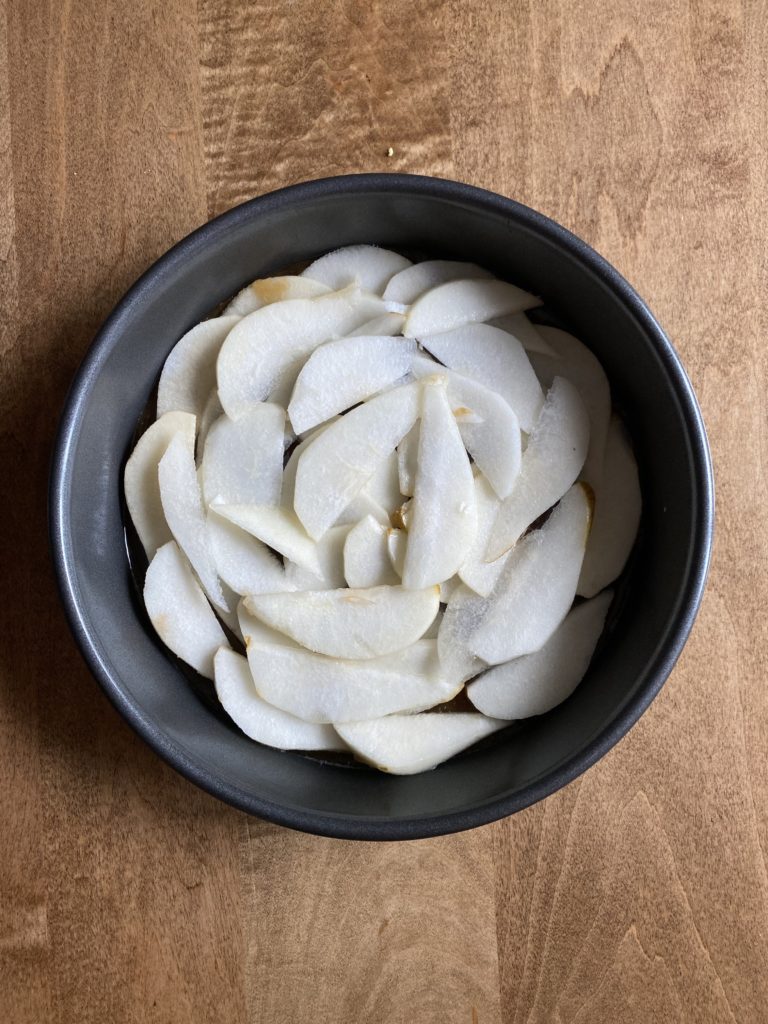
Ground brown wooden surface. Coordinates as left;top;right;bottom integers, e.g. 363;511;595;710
2;1;766;1020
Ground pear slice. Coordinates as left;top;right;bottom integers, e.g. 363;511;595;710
402;377;477;589
237;601;298;648
211;503;321;576
437;583;490;685
471;483;592;664
206;513;292;596
283;524;350;591
335;713;506;774
124;411;196;558
197;389;223;463
404;278;541;337
157;316;240;420
530;326;611;487
214;648;344;750
158;433;227;610
458;474;510;597
294;382;420;540
489;313;555;356
222;275;331;316
347;311;406;337
410;355;521;499
344;515;401;588
301;245;411;294
485;377;589;561
244;584;439;659
287;334;416;434
201;403;284;507
415;323;543;432
382;260;492;304
468;590;613;719
144;541;229;679
387;527;407;578
397;422;419;496
363;449;402;514
246;639;457;723
217;285;385;419
578;416;641;598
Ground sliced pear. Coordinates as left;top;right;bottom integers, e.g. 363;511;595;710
347;311;406;337
211;503;321;576
387;527;407;577
283;524;349;591
485;377;589;561
124;411;196;558
578;416;641;598
301;245;411;294
397;422;419;496
410;355;521;499
468;590;613;719
423;606;444;639
222;275;331;316
416;323;543;432
489;313;555;355
382;260;492;304
332;492;390;529
197;389;223;463
156;317;239;420
237;601;298;648
402;377;477;589
246;639;456;723
294;382;420;540
244;584;439;659
214;647;344;750
217;285;385;419
335;713;506;774
404;278;541;337
158;433;227;610
437;583;490;685
201;403;284;507
206;513;292;596
439;575;461;604
472;483;591;663
144;541;229;679
458;474;510;597
287;334;416;434
363;449;402;513
344;515;401;588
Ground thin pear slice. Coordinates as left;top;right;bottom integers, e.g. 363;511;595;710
468;590;613;719
222;275;331;316
382;260;492;304
237;601;298;648
284;524;350;591
157;316;240;420
201;403;284;507
459;474;510;597
489;313;555;355
404;278;541;337
485;377;589;561
124;411;196;558
211;503;321;576
244;584;439;659
530;326;611;486
397;422;419;496
144;541;229;679
246;640;457;723
335;713;506;775
402;377;477;589
301;245;411;294
294;382;420;540
472;484;592;664
214;648;344;750
387;527;407;578
578;416;641;597
437;583;490;685
287;334;416;433
363;449;402;514
347;311;405;337
344;515;401;588
197;388;223;462
410;355;521;499
416;323;543;432
158;433;227;610
217;285;385;419
206;513;292;596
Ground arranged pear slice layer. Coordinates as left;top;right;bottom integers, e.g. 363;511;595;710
485;377;589;561
344;515;401;588
578;416;641;598
157;317;240;420
472;483;592;663
246;639;456;723
468;590;613;719
402;377;477;589
287;334;415;433
212;504;321;575
206;514;292;596
244;584;439;659
222;275;331;317
404;278;541;337
124;411;196;558
201;403;284;507
301;245;411;294
144;541;229;679
214;648;344;750
382;260;492;304
294;382;420;540
335;713;506;775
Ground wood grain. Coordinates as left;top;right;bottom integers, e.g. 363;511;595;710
2;0;768;1021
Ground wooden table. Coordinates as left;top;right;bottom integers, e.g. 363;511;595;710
2;1;766;1020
